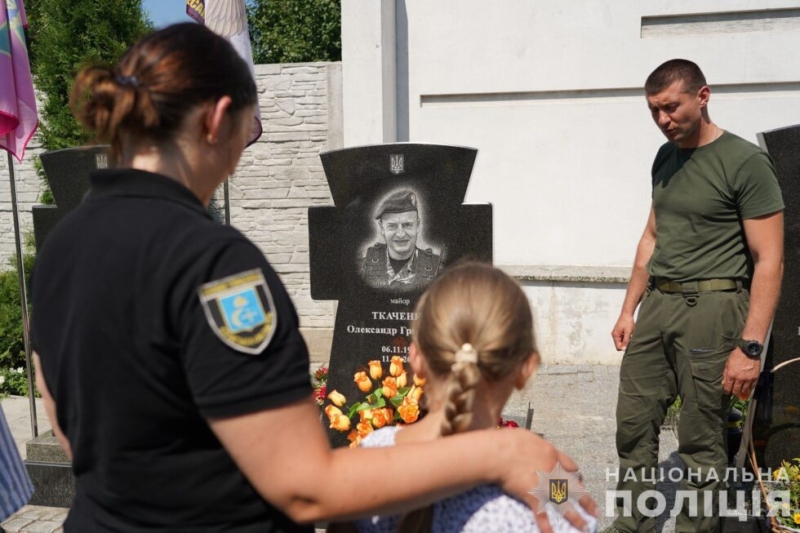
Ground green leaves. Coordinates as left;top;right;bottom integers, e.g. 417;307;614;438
0;253;35;398
247;0;341;64
29;0;153;152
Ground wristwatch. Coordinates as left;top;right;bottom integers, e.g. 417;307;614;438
736;338;764;359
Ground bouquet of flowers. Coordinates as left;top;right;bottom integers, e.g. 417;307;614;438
771;457;800;531
312;365;328;406
323;356;426;447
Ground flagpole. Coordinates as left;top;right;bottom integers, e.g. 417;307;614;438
224;177;231;225
6;151;37;438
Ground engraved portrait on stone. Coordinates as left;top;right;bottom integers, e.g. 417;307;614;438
358;188;443;291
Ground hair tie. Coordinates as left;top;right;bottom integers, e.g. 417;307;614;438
116;75;139;88
452;343;478;372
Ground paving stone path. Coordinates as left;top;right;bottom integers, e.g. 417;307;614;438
2;364;683;533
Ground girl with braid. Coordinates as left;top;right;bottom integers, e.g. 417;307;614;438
352;262;597;533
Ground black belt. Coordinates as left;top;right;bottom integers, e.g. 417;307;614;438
653;278;742;294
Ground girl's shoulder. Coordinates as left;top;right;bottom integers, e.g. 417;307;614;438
436;485;537;532
436;485;597;533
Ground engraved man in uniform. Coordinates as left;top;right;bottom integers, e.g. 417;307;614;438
359;190;443;291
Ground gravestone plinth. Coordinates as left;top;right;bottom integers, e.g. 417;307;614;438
25;430;74;508
309;144;492;447
755;125;800;468
32;146;109;250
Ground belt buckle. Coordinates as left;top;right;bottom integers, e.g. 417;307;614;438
682;281;699;295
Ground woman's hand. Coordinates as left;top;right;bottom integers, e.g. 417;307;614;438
496;429;598;533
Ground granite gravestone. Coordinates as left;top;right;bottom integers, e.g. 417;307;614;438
754;125;800;468
27;146;108;507
309;144;492;447
32;146;109;250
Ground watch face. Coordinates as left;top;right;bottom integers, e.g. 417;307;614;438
745;342;762;356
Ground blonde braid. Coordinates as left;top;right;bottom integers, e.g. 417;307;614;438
440;344;482;436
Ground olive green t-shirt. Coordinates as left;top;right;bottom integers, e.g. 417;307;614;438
648;131;784;282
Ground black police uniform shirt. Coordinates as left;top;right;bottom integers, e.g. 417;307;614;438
30;169;313;533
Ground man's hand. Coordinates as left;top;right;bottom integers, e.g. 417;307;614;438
612;314;635;351
722;349;760;397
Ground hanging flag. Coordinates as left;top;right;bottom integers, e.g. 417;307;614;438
186;0;204;24
0;0;38;162
187;0;262;146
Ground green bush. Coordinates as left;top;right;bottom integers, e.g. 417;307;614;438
0;253;35;397
248;0;341;64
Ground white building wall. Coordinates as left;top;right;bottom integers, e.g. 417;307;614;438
342;0;800;362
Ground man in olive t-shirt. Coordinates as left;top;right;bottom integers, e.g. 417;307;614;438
606;60;784;533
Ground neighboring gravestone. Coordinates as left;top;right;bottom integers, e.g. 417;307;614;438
32;146;109;251
754;125;800;468
310;144;492;447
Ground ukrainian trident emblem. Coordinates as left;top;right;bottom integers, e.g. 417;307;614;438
390;154;404;175
549;479;568;504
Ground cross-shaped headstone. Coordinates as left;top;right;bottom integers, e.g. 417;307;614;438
309;143;492;446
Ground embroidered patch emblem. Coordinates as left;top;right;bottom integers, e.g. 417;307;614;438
198;269;277;355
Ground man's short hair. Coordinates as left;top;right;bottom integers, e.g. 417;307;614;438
645;59;707;95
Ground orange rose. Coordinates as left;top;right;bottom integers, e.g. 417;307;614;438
413;374;426;387
327;390;347;407
390;356;405;377
354;371;372;393
356;420;374;438
409;385;424;403
371;408;391;428
358;408;373;422
382;376;398;398
398;403;420;424
368;360;383;381
347;430;362;448
325;405;343;420
396;371;408;389
329;413;351;432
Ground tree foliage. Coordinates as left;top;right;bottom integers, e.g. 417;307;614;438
29;0;153;151
248;0;341;64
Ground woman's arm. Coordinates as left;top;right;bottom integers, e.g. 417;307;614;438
33;352;72;461
210;397;595;532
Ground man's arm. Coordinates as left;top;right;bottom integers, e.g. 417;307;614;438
723;210;784;396
612;206;656;351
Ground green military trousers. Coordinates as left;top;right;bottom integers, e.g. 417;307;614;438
611;286;749;533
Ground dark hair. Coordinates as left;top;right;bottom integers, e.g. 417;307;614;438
71;23;258;161
398;261;538;533
645;59;707;95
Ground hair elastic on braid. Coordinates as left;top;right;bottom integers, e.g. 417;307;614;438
451;343;478;372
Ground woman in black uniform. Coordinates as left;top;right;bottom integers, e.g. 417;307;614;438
30;23;594;533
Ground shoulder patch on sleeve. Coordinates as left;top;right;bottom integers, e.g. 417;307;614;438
197;269;278;355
